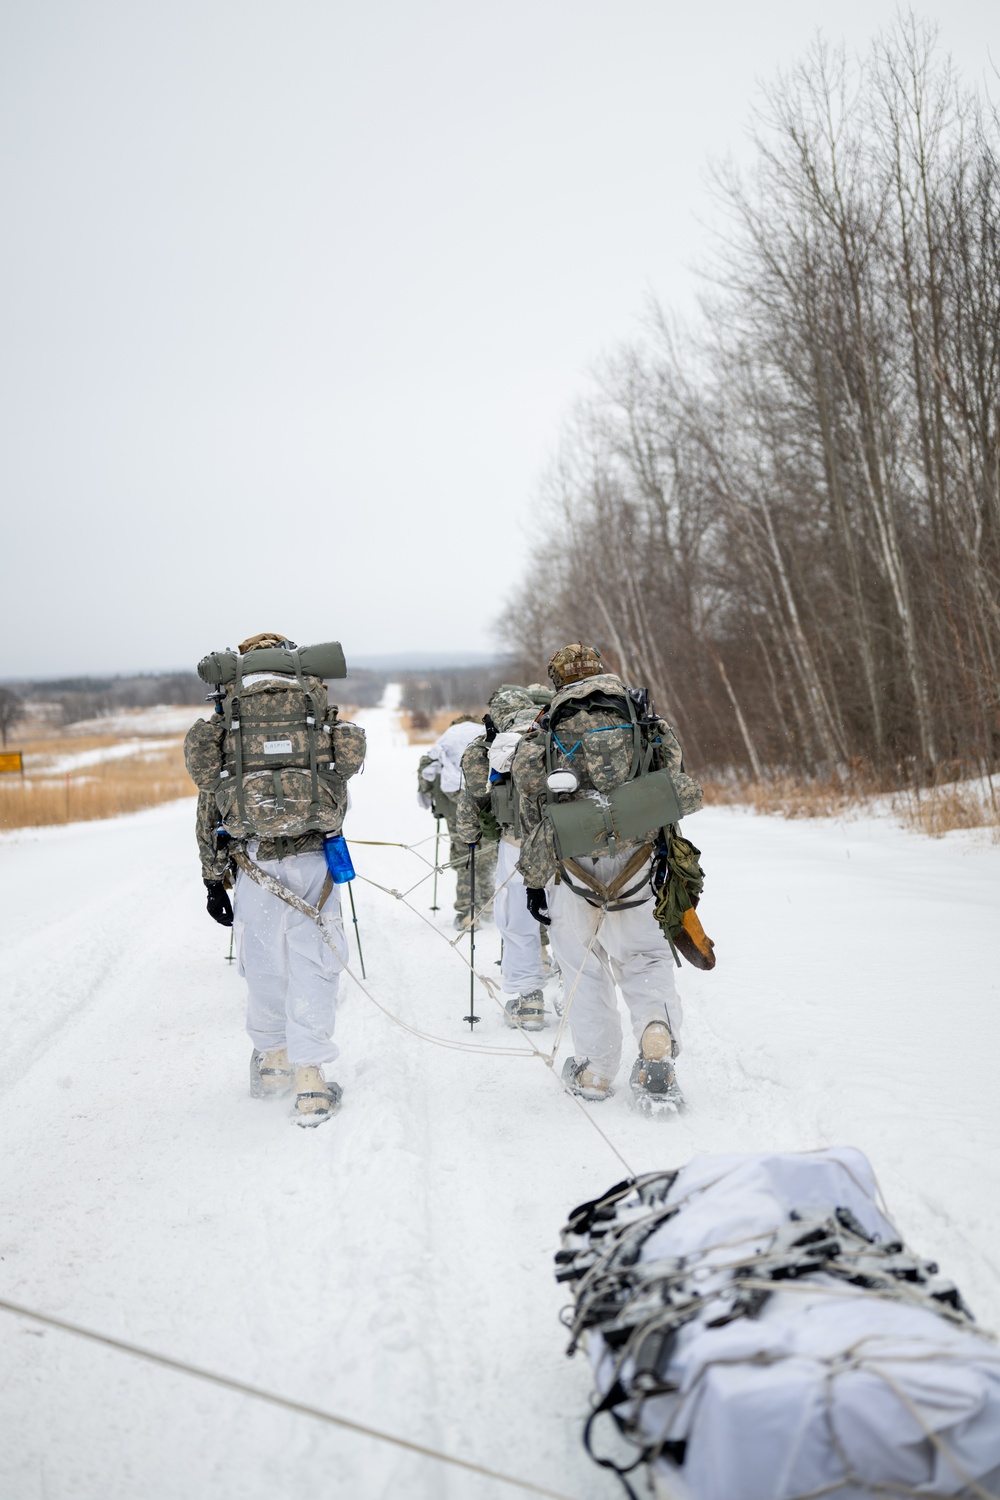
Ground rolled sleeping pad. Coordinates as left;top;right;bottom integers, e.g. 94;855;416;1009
197;641;348;684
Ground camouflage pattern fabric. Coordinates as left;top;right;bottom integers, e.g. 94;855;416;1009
417;745;496;913
184;676;366;843
456;735;491;844
456;694;539;845
486;684;536;728
547;643;603;689
453;825;497;917
238;631;294;653
512;672;704;888
185;694;365;877
417;752;459;821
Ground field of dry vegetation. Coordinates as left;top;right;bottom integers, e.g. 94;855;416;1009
0;714;201;832
3;705;997;841
403;708;485;744
1;704;365;832
702;773;1000;841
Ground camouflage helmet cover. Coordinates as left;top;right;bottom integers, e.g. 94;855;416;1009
547;644;603;689
487;684;537;732
238;632;296;653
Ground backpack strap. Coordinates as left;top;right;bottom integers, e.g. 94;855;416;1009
560;843;654;911
292;650;324;830
226;652;249;836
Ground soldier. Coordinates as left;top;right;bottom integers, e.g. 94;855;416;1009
417;716;497;928
512;644;704;1108
184;632;366;1126
456;685;549;1029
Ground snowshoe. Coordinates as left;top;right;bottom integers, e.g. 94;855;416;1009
504;989;546;1031
250;1047;293;1099
561;1056;612;1101
630;1022;684;1116
292;1065;343;1128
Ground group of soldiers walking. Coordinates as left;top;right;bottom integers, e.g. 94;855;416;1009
421;645;704;1105
185;634;706;1126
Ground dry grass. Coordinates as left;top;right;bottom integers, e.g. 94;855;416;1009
892;784;1000;840
0;743;195;831
1;705;367;831
703;771;1000;839
403;708;485;744
701;773;859;819
17;734;133;767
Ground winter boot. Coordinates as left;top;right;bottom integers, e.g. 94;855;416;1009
250;1047;293;1099
629;1022;683;1113
504;989;545;1031
561;1056;612;1101
292;1065;343;1128
454;911;472;932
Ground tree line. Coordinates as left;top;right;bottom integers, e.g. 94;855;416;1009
501;19;1000;787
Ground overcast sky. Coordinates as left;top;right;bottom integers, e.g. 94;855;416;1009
0;0;994;678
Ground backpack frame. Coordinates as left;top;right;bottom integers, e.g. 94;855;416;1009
541;689;682;860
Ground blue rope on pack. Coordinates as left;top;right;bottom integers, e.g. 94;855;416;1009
553;724;632;762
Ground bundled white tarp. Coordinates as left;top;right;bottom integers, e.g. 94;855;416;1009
556;1149;1000;1500
420;720;482;794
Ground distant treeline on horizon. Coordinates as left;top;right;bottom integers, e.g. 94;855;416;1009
2;659;518;727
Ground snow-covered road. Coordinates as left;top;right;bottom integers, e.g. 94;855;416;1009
1;697;998;1499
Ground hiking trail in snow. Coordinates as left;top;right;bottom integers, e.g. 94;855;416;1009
1;691;998;1499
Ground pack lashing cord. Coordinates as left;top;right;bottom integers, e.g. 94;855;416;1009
0;1296;577;1500
232;850;527;1058
546;906;607;1064
345;852;634;1172
479;960;635;1178
232;850;637;1176
355;858;520;949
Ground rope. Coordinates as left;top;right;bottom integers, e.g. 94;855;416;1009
234;849;637;1175
233;851;528;1058
0;1296;577;1500
546;908;605;1062
473;961;636;1178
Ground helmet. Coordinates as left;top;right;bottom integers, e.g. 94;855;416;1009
547;644;603;689
238;632;296;653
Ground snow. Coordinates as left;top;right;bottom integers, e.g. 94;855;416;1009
28;737;180;776
0;694;998;1499
62;705;206;738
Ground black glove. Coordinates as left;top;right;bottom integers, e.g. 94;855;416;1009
205;880;234;927
525;887;551;926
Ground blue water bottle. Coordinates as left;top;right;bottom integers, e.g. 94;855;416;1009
323;833;356;884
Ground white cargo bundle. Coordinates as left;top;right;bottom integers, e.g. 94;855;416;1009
556;1149;1000;1500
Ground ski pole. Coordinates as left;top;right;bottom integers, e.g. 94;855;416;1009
430;816;441;911
464;843;479;1029
346;882;367;979
225;928;235;964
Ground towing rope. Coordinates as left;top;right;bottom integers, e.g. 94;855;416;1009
0;1296;578;1500
232;848;637;1176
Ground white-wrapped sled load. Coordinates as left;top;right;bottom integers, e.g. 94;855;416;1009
555;1149;1000;1500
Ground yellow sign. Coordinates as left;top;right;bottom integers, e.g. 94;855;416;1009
0;751;23;774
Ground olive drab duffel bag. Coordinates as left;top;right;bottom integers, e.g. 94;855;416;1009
185;642;365;840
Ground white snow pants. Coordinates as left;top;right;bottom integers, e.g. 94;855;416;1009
493;837;546;995
548;848;682;1084
234;846;348;1068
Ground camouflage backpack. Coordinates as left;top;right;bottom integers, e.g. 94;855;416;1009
185;646;365;840
538;674;683;861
